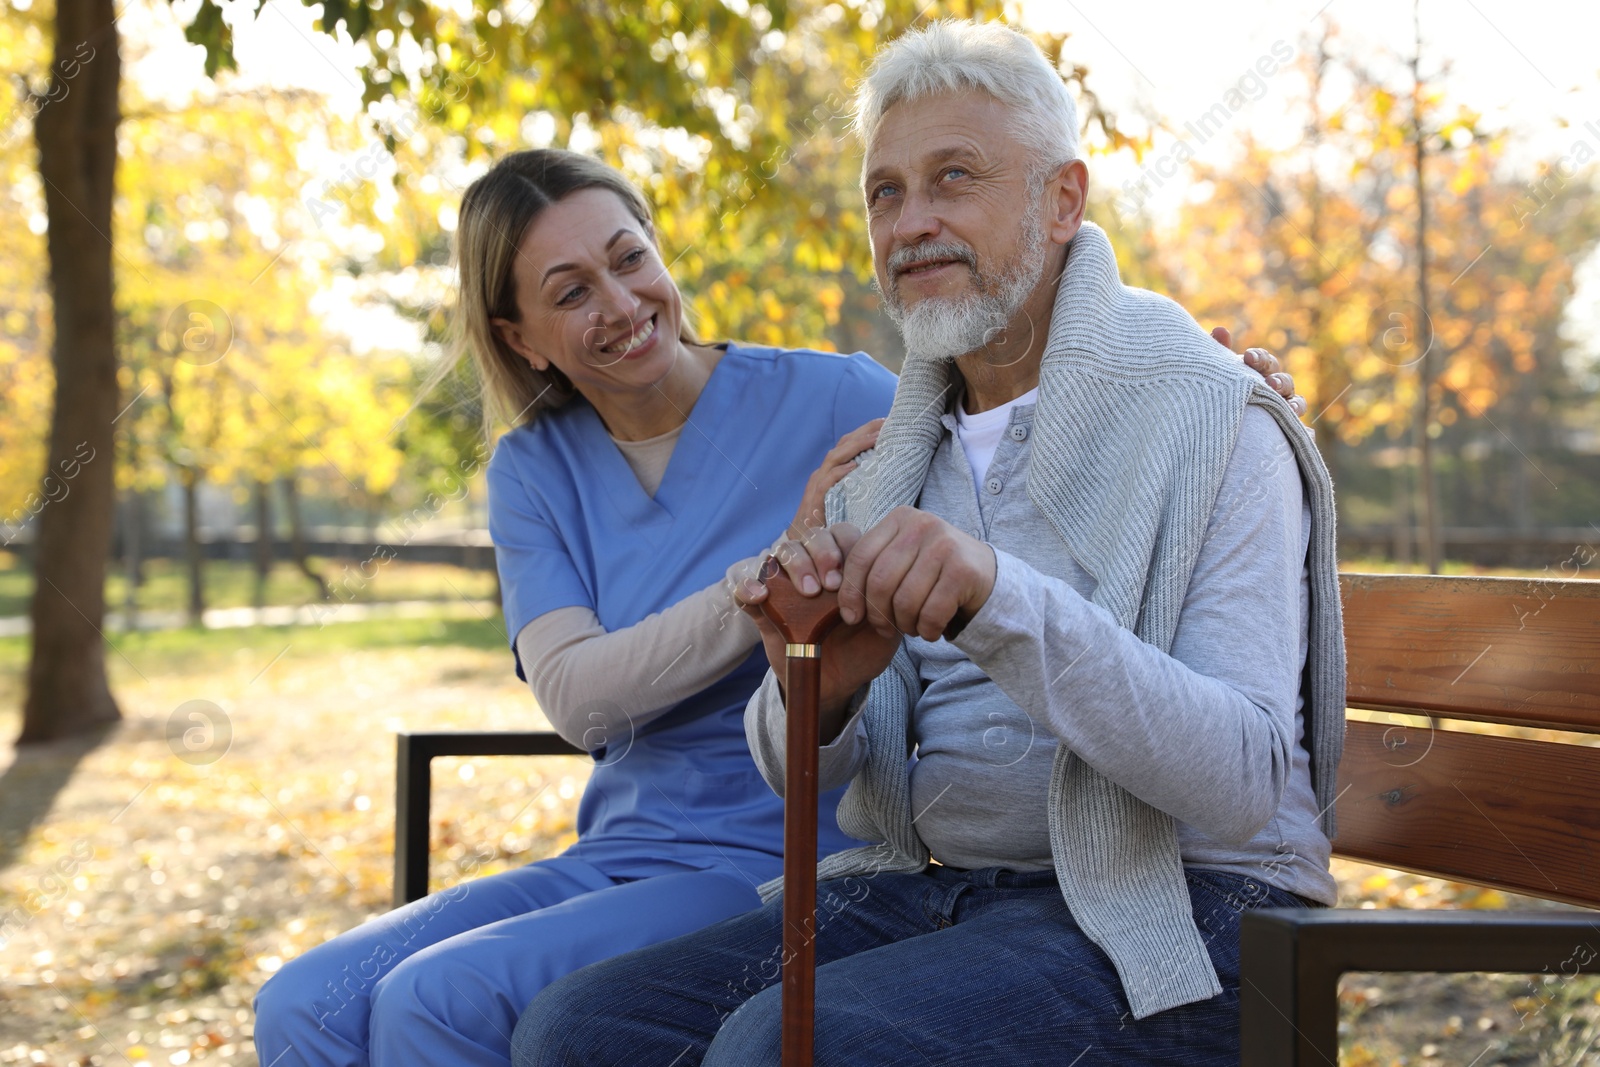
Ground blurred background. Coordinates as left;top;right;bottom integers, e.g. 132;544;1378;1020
1;0;1597;1063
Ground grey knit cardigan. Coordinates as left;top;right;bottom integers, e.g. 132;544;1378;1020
756;220;1346;1021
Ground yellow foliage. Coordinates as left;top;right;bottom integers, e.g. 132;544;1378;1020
1122;30;1599;465
2;2;412;513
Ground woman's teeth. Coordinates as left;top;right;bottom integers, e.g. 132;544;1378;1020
605;316;656;355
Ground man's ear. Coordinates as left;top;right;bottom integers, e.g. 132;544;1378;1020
491;317;549;372
1047;158;1089;246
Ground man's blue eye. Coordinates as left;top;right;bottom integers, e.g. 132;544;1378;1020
943;167;967;180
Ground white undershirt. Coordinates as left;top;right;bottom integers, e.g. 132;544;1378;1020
955;386;1038;487
610;424;683;497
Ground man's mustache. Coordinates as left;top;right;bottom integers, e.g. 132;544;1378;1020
886;241;979;289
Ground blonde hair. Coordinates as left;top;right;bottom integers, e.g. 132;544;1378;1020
426;149;693;439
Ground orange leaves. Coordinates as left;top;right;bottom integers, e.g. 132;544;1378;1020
816;283;844;326
761;290;785;322
1127;35;1600;464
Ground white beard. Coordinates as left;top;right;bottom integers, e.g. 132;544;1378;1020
883;215;1048;365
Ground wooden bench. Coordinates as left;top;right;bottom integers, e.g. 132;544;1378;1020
392;573;1600;1059
1241;572;1600;1063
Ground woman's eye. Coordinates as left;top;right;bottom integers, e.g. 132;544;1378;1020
557;285;585;306
621;248;647;266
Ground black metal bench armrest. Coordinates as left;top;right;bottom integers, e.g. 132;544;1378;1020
1240;908;1600;1065
393;730;587;906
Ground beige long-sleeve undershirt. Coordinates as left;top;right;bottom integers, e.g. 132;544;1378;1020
512;424;767;749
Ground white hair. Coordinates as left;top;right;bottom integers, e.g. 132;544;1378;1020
854;19;1080;186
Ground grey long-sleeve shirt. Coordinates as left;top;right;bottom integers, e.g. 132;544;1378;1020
746;398;1337;906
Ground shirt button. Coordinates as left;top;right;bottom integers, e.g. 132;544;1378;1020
985;477;1003;495
1009;424;1028;442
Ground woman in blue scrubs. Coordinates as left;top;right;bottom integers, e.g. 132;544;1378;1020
252;149;1296;1066
251;150;896;1067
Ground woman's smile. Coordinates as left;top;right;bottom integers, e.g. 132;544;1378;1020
598;313;660;360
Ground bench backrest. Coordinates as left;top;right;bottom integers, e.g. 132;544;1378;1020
1334;572;1600;908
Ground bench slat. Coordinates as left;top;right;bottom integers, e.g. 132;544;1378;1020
1334;718;1600;908
1341;573;1600;733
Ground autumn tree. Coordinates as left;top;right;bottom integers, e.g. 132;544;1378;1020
304;0;1132;375
1133;22;1600;543
6;0;123;741
0;0;896;741
124;77;414;617
11;0;1127;740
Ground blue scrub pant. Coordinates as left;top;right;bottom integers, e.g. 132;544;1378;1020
252;855;759;1067
511;865;1315;1065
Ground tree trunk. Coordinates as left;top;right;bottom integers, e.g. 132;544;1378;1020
121;488;142;631
1391;460;1413;565
1304;29;1343;493
181;466;205;626
253;479;273;610
1412;2;1442;574
20;0;123;743
281;474;331;600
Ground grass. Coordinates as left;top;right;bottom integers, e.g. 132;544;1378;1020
2;581;1598;1064
0;546;1578;630
0;616;511;708
2;551;1577;626
0;604;569;1065
0;551;498;620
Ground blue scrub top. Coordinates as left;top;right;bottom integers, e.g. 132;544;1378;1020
487;342;898;884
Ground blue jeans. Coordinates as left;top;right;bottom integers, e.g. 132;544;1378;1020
253;856;759;1067
510;863;1314;1065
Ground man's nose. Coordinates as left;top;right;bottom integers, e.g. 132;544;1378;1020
890;188;941;247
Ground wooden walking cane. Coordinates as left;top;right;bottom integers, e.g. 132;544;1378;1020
755;554;844;1067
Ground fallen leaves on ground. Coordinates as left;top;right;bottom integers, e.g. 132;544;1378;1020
0;623;580;1065
1;628;1596;1065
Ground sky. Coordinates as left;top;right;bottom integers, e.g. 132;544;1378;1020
117;0;1600;355
1019;0;1600;361
1021;0;1600;207
1024;0;1600;142
124;0;1600;220
1028;0;1600;363
135;0;1600;173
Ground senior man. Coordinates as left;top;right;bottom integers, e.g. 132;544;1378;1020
512;18;1343;1066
